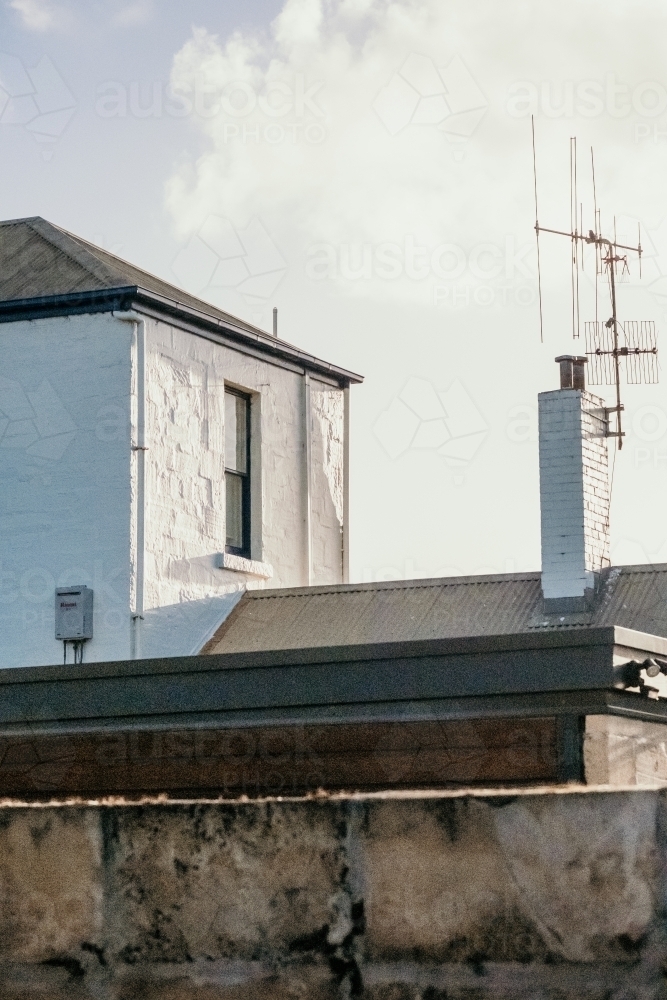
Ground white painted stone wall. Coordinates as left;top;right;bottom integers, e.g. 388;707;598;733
311;381;344;585
142;319;345;609
0;313;132;667
538;388;609;600
0;311;346;668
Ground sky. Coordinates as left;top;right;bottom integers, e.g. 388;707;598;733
2;0;667;582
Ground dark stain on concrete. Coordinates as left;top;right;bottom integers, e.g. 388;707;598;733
81;940;107;967
29;815;52;847
42;955;85;979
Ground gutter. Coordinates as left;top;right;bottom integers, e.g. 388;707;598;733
0;286;364;387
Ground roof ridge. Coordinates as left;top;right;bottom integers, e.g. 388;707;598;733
245;572;543;600
25;218;129;289
54;226;280;343
64;229;205;298
246;563;667;602
0;216;42;227
615;562;667;573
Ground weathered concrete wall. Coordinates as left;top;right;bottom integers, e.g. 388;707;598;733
585;714;667;787
2;787;667;997
0;313;132;667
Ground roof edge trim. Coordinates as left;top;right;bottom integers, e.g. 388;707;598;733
0;286;363;385
0;287;136;320
132;288;362;384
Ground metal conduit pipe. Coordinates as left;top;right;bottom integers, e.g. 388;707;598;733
304;372;312;586
114;311;146;658
343;384;350;584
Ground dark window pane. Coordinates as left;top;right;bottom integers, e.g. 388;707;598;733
226;472;244;550
225;392;247;473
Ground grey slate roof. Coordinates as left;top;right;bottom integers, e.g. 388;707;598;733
0;217;362;385
202;564;667;654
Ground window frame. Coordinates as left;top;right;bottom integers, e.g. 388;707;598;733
224;387;252;559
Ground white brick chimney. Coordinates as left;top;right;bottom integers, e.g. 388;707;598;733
538;356;610;613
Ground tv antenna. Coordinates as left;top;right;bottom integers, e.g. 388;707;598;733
531;119;658;449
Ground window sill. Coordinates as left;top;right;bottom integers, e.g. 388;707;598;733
217;552;274;579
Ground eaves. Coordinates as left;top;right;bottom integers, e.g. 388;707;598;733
0;285;364;388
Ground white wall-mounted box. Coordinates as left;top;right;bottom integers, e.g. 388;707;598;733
55;586;93;640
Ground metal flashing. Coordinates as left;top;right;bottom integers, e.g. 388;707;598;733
0;627;662;737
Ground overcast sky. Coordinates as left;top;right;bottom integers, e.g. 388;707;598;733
2;0;667;582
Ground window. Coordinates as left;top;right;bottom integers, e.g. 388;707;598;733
225;389;251;558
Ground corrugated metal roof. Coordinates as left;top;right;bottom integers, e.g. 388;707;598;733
0;217;363;384
203;564;667;654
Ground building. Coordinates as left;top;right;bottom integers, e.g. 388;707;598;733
0;216;362;668
1;354;667;797
1;261;666;1000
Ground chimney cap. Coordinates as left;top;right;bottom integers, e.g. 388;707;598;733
555;355;587;390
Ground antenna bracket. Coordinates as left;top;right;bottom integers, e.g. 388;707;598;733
604;404;625;440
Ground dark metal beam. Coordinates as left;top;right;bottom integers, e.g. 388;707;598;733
0;627;663;737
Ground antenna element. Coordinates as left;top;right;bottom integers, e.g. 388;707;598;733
531;135;656;450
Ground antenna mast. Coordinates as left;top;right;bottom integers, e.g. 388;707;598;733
531;116;544;343
531;131;657;450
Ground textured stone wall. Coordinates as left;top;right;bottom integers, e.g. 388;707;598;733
538;388;609;600
580;392;611;578
310;381;345;585
143;320;345;606
2;787;667;998
0;311;347;667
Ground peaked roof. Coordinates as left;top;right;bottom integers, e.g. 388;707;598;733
0;217;362;386
202;564;667;654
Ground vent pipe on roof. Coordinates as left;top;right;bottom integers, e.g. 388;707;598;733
538;356;610;614
272;306;278;338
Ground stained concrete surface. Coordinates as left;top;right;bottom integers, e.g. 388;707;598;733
0;789;666;997
585;715;667;786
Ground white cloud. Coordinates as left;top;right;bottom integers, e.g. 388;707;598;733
166;1;489;303
8;0;153;31
165;0;667;307
8;0;58;30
